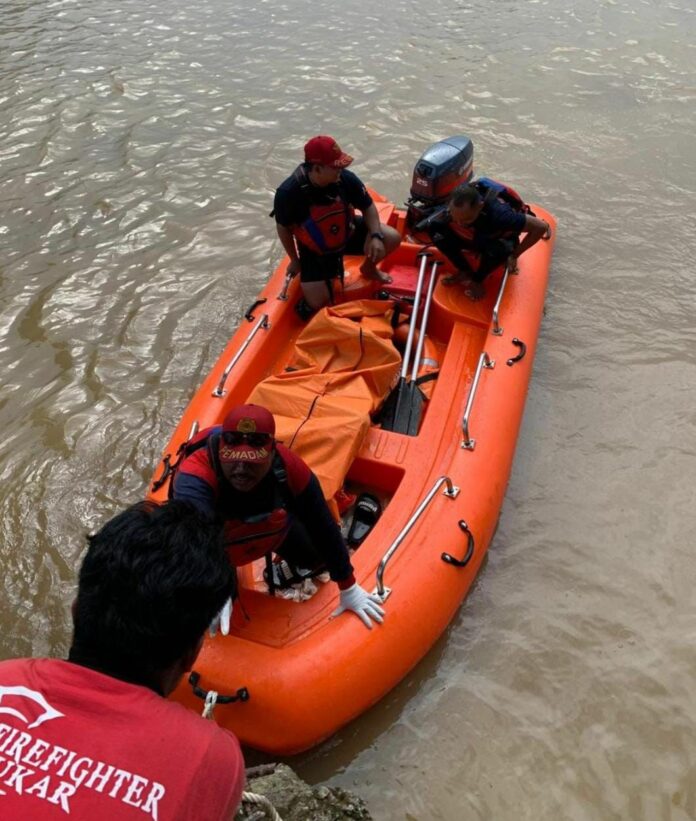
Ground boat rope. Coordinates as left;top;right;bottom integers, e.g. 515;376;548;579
240;791;283;821
200;694;282;819
201;689;218;720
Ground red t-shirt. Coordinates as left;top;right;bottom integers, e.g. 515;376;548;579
0;659;245;820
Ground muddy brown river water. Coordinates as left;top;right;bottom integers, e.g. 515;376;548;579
1;0;695;818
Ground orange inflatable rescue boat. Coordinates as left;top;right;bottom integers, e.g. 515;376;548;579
148;136;557;754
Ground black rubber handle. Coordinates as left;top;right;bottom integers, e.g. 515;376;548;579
151;454;172;492
188;671;249;704
244;298;267;322
441;520;475;568
506;337;526;366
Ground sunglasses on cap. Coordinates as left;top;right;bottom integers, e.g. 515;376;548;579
221;431;273;448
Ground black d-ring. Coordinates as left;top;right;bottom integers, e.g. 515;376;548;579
441;520;475;568
506;337;526;366
244;298;267;322
188;671;249;704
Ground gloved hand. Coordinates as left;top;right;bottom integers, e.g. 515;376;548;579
331;583;385;630
209;597;233;637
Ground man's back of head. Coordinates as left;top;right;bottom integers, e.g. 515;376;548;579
69;500;234;693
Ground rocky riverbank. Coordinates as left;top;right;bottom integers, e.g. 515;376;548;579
235;763;373;821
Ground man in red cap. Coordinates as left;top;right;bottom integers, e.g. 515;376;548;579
272;135;401;315
172;404;385;629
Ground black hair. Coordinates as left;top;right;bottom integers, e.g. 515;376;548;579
69;500;234;685
448;183;482;209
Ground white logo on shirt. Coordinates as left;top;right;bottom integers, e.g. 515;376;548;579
0;686;64;729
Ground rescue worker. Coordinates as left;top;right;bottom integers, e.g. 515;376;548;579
273;135;401;315
424;181;550;299
0;500;245;819
172;403;385;630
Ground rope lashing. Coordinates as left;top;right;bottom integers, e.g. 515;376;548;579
241;791;283;821
202;689;218;720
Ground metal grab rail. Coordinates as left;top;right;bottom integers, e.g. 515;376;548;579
374;476;460;599
410;260;439;382
212;314;270;397
491;263;511;336
400;252;431;382
461;352;495;450
277;271;294;301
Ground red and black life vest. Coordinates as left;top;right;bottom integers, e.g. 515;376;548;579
155;426;293;566
290;166;355;255
206;433;293;566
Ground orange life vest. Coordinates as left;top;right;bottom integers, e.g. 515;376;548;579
291;167;355;255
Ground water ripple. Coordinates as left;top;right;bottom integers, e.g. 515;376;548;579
2;0;695;817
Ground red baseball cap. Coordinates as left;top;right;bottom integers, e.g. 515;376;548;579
219;404;275;464
304;135;353;168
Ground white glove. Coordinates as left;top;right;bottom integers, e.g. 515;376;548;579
331;583;385;630
209;597;233;637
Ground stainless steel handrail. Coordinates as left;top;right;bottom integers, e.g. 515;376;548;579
374;475;460;599
277;271;294;301
212;314;270;397
410;260;439;382
461;352;495;450
491;263;511;336
400;253;430;382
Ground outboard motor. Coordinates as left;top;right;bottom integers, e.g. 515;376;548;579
406;136;474;239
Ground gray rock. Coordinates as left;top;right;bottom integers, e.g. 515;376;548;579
236;763;372;821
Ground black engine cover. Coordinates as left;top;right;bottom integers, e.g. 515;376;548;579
410;136;474;204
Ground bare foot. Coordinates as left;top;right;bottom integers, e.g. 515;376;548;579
372;270;393;284
442;271;468;286
464;282;486;301
360;260;392;283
